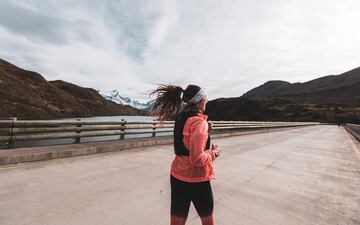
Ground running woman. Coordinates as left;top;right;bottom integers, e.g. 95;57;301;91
151;84;221;225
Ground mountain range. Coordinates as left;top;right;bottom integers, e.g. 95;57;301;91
0;58;146;119
1;57;359;123
242;67;360;106
205;66;360;123
101;90;153;111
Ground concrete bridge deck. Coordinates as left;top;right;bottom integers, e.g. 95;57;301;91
0;125;359;225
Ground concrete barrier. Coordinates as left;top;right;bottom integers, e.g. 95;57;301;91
0;126;314;166
344;124;360;142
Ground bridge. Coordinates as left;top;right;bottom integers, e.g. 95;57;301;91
0;125;359;224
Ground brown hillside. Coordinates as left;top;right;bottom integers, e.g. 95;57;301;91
0;58;146;119
243;67;360;106
208;66;360;123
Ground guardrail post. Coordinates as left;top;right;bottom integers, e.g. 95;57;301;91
152;119;156;138
74;119;82;144
6;117;16;149
120;119;126;140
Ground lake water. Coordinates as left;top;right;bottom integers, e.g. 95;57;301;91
0;115;172;149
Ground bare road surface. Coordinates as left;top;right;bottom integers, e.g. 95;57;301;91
0;125;359;225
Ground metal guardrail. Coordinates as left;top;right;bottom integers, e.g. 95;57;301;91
344;123;360;142
0;119;319;148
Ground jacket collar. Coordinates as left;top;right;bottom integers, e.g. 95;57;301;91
183;109;208;120
196;112;208;120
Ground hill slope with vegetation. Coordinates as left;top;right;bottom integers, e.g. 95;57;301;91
0;59;146;119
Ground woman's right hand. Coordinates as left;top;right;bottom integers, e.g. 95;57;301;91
211;144;221;158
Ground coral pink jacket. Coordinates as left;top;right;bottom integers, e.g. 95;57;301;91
170;113;217;182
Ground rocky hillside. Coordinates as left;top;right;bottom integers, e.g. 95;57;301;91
242;80;291;98
0;58;146;119
242;67;360;106
206;67;360;123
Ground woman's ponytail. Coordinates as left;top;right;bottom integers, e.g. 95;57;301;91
150;84;184;122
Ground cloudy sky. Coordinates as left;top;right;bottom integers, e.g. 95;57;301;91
0;0;359;102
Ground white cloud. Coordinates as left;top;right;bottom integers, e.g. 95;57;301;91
0;0;360;102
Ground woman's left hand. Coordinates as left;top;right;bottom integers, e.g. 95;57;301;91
211;144;221;158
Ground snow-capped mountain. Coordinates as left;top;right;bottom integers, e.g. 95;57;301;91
101;90;153;111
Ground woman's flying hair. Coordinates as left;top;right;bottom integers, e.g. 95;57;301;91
150;84;184;122
150;84;201;122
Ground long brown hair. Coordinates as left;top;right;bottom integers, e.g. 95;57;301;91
150;84;201;121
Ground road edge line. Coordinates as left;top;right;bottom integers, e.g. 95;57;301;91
343;127;360;160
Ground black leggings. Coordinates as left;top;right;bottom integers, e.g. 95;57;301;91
170;175;214;220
